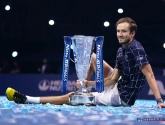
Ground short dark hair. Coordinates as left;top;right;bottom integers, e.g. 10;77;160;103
116;17;137;32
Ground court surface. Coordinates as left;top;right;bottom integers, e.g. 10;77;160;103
0;96;165;125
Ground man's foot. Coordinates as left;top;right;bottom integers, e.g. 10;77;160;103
5;87;27;104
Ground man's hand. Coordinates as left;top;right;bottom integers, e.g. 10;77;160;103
76;80;88;89
158;102;165;108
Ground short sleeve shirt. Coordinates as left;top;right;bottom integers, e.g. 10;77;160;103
115;39;149;105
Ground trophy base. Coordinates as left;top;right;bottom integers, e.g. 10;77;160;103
69;91;96;106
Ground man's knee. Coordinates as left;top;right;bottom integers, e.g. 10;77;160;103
91;53;96;69
92;53;96;63
66;92;74;97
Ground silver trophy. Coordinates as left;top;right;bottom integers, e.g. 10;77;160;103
69;35;96;106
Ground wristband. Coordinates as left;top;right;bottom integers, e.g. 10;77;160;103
156;98;164;104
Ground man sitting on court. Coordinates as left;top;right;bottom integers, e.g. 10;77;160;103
5;17;165;108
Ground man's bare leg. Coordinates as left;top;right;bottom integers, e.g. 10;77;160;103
38;54;113;104
39;92;74;105
86;53;113;80
6;87;74;105
6;53;113;105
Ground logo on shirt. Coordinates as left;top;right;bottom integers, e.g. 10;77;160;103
125;55;128;60
136;56;143;61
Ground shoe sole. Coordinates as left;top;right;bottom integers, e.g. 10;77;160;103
6;87;15;101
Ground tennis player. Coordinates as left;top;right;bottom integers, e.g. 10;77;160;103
6;17;165;108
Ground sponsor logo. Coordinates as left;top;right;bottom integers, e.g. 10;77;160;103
96;44;101;82
38;80;77;92
125;55;128;59
63;44;70;81
136;56;143;61
38;80;50;91
148;80;165;95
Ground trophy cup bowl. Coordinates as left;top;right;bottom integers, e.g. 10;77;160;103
69;35;96;106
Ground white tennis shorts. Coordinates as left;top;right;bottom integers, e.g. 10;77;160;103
92;83;121;106
91;68;122;106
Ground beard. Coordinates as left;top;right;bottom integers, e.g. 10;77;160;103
118;37;131;45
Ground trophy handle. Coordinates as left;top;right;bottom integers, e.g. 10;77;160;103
70;57;75;63
70;57;93;64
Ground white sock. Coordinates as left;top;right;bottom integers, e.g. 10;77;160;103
25;96;40;104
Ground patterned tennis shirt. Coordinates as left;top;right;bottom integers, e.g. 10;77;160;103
115;39;149;106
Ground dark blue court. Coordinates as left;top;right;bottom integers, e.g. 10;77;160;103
0;96;165;125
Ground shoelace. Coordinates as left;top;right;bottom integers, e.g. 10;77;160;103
13;92;26;104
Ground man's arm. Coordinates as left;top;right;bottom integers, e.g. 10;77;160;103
87;68;121;87
140;64;161;99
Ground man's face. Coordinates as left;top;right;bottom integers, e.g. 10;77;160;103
117;22;135;45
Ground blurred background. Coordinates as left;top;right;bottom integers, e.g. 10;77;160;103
0;0;165;98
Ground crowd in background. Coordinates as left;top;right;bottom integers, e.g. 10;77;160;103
0;57;60;74
1;55;165;75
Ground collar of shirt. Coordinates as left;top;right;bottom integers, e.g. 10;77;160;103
122;39;136;50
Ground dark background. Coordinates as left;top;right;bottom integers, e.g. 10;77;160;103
0;0;165;74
